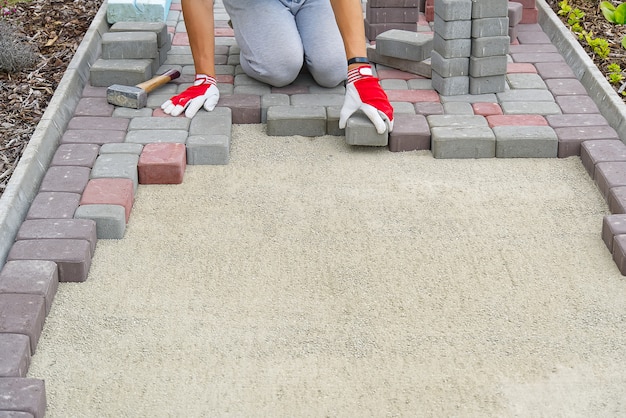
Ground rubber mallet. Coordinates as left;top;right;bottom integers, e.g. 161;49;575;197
107;68;181;109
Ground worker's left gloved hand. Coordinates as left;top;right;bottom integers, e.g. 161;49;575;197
161;74;219;118
339;65;394;134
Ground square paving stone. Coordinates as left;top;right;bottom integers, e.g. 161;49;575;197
389;114;431;152
81;178;135;223
608;186;626;215
0;260;58;316
25;192;80;220
0;294;45;354
345;112;389;146
74;205;126;239
38;166;91;194
0;334;30;377
186;135;230;165
0;378;46;418
138;143;186;184
50;144;100;167
189;107;232;137
17;219;97;257
580;140;626;179
7;240;92;283
595;162;626;200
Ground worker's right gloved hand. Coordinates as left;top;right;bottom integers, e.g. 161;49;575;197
161;74;219;118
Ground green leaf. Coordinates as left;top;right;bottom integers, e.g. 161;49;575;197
601;1;617;22
615;3;626;23
622;35;626;48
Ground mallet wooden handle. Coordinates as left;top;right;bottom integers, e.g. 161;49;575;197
136;69;181;93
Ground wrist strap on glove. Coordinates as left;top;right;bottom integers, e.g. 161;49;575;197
194;74;216;87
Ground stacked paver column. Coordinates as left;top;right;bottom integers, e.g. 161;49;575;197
364;0;422;41
431;0;509;96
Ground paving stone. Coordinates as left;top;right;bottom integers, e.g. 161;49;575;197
431;72;469;95
534;62;576;79
472;102;503;116
91;154;139;193
290;94;345;107
433;15;471;39
101;32;158;60
217;94;261;124
389;114;430;151
187;135;230;165
430;50;469;77
80;178;134;223
25;192;80;221
366;6;420;23
0;378;46;418
38;166;91;194
433;33;471;58
508;1;523;25
434;0;472;20
267;106;327;137
366;45;432;78
500;101;562;115
345;111;389;146
381;79;410;90
595;162;626;200
442;101;473;114
0;411;36;418
439;93;498;103
138;143;186;184
82;84;108;98
110;21;169;47
430;126;496;158
471;0;508;18
61;130;126;145
128;116;190;131
125;130;188;146
0;260;58;316
544;78;587;96
90;58;153;87
0;334;30;378
260;94;291;123
113;107;153;118
555;126;620;158
608;187;626;215
427;114;488;128
506;73;547;89
506;62;537;73
486;114;547;127
497;91;553;107
67;116;129;131
74;205;127;239
415;102;445;115
469;55;508;77
469;74;506;94
509;43;558;54
106;0;172;23
520;7;539;24
234;85;272;96
511;53;564;64
189;107;232;136
471;36;509;58
73;98;115;117
0;294;45;354
99;143;144;155
50;144;99;168
603;214;626;252
516;30;551;44
16;219;97;258
580;139;626;179
471;17;509;38
493;125;558;158
391;101;418;114
365;20;418;40
612;234;626;275
406;78;434;89
555;95;600;114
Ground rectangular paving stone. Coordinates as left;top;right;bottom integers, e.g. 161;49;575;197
544;78;587;96
51;144;100;168
217;94;261;124
106;0;172;23
0;294;45;354
290;94;345;107
555;95;600;114
415;102;445;115
602;214;626;252
38;166;91;194
389;114;431;151
500;101;562;115
471;0;508;18
433;33;471;58
25;192;80;221
101;32;158;60
427;114;488;128
189;107;232;136
128;116;191;131
61;130;126;145
366;44;432;78
345;112;389;146
366;7;420;23
431;72;469;96
430;50;469;77
125;130;188;146
17;219;97;258
442;102;473;114
469;74;506;94
506;73;547;89
612;234;626;275
0;260;58;316
0;334;30;378
91;154;139;193
511;53;565;64
486;114;547;127
260;93;290;123
267;106;327;137
99;143;144;155
89;58;153;88
493;125;558;158
434;0;472;20
138;143;186;184
81;178;135;223
326;106;344;136
187;135;230;165
73;98;115;118
472;102;503;116
580;139;626;179
471;36;509;58
609;187;626;215
364;20;417;41
472;17;509;38
556;126;620;158
430;126;496;158
67;116;129;131
74;205;127;239
376;30;434;62
0;378;46;418
534;62;576;79
595;161;626;200
496;89;554;102
433;15;471;39
469;55;508;77
110;21;169;47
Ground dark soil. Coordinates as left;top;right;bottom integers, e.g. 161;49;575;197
0;0;624;198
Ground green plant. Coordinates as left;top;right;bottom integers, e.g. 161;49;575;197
600;1;626;24
559;0;585;33
583;31;611;58
608;63;625;84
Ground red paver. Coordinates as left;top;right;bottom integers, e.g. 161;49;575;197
545;78;587;96
0;294;45;354
7;240;92;283
82;84;107;98
580;139;626;179
594;162;626;200
0;377;46;418
612;234;626;275
271;85;310;95
486;114;547;127
609;187;626;215
80;178;134;223
521;7;538;24
546;114;608;128
170;2;182;10
389;114;431;152
386;89;439;103
0;334;31;378
555;126;620;158
72;98;114;117
216;74;235;84
217;94;261;124
0;260;58;316
38;166;91;194
472;102;503;116
61;129;125;145
377;69;424;80
215;27;234;37
138;143;187;185
535;62;576;79
50;144;100;167
172;32;189;46
67;116;129;131
25;192;80;221
506;63;537;73
555;95;600;114
516;0;536;8
17;219;97;257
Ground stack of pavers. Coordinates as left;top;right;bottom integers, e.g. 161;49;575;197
364;0;423;41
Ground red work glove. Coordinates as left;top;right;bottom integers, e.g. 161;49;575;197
161;74;220;118
339;65;394;134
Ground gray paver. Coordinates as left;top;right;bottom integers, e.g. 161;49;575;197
493;125;558;158
345;112;389;146
472;17;509;38
430;126;496;158
189;107;232;136
91;154;140;193
433;33;471;58
469;55;508;77
500;101;562;115
125;130;189;145
74;205;127;239
128;116;191;131
99;143;144;155
89;59;153;87
376;30;434;62
471;0;508;18
430;50;469;77
506;73;547;89
469;74;507;95
186;135;230;165
434;0;472;20
101;32;158;60
471;36;510;58
431;72;469;96
267;106;327;137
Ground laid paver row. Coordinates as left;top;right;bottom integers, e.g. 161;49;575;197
3;2;626;414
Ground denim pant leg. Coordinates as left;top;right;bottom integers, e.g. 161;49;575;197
223;0;346;87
